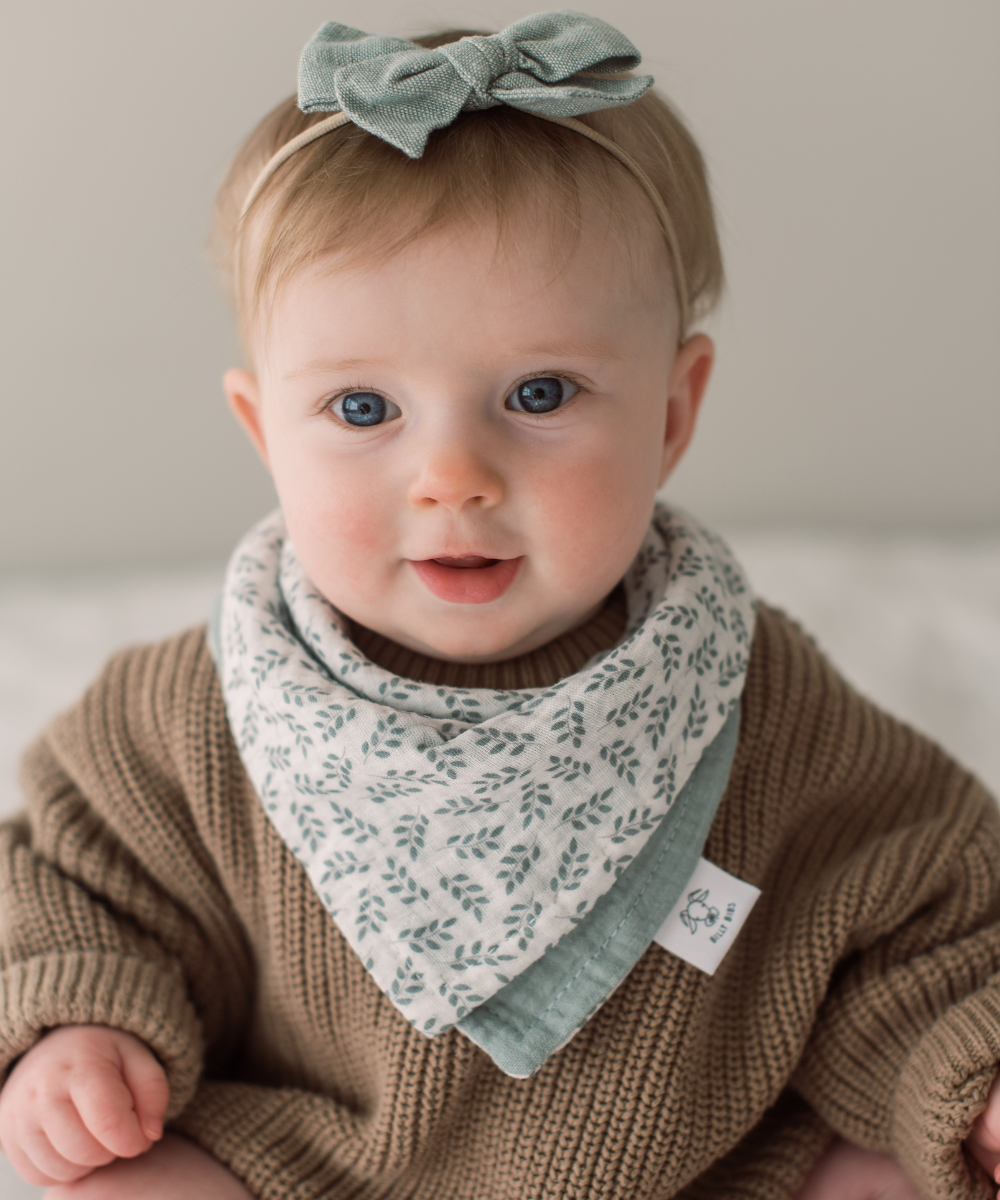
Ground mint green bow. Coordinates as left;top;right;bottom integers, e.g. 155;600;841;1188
298;10;653;158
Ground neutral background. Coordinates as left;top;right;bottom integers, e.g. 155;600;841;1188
1;0;998;570
0;8;997;1194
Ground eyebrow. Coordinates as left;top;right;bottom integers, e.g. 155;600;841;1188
516;341;624;362
281;341;623;382
282;357;392;381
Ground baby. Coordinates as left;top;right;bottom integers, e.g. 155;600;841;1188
2;13;1000;1200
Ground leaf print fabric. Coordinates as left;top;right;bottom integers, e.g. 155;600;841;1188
217;504;755;1035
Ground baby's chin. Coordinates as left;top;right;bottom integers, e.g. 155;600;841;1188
355;603;587;665
317;564;610;664
375;618;553;664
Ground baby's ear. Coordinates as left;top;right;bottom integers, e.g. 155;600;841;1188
658;334;714;488
223;368;269;467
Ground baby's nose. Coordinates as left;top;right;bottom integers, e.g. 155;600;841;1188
407;439;504;512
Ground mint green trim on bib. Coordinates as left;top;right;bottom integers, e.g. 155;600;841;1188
457;703;740;1076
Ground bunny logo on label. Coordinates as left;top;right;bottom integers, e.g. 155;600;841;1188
653;859;761;975
678;888;719;935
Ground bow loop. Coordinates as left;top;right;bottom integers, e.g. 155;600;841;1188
497;10;642;81
297;10;653;158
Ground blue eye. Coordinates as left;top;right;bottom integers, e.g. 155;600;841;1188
332;391;399;427
507;376;577;414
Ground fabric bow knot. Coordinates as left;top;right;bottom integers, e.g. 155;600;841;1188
298;10;654;158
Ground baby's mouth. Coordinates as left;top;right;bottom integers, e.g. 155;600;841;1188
432;555;498;569
410;555;522;604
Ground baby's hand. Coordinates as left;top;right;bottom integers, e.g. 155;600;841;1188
0;1024;168;1187
967;1069;1000;1188
793;1138;922;1200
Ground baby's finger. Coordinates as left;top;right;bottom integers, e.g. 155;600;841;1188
68;1057;151;1159
43;1093;118;1170
118;1036;170;1143
976;1084;1000;1153
7;1116;91;1187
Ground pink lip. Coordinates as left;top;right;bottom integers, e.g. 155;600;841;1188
410;555;523;604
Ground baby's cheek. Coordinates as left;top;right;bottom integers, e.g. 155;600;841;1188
279;463;393;594
323;496;387;558
547;434;653;532
534;447;658;583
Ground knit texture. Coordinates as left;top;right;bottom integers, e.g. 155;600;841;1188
1;604;999;1199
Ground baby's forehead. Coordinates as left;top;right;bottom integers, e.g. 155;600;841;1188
217;95;722;356
482;197;674;301
258;206;677;367
230;99;700;364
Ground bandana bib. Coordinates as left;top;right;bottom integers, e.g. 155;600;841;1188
216;505;754;1045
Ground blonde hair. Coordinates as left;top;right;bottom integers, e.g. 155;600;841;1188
210;30;723;350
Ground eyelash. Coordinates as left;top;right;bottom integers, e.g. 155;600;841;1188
321;372;588;424
507;372;586;416
321;382;386;426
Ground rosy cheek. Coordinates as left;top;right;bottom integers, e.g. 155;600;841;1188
534;442;658;587
271;443;393;595
323;491;387;555
315;512;389;592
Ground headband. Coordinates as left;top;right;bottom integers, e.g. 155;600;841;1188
240;11;690;330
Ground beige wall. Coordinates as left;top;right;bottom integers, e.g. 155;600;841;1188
1;1;997;568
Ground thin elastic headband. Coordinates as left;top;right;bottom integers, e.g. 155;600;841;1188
239;14;690;330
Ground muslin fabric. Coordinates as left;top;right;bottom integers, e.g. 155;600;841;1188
298;12;653;159
215;505;755;1036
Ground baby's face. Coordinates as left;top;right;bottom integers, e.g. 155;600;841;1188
227;211;712;662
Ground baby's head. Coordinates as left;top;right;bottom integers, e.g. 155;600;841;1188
212;23;723;664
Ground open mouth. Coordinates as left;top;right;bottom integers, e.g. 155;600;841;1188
410;555;523;604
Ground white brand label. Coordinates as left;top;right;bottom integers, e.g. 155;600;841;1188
652;857;761;976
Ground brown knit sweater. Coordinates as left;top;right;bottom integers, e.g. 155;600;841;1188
2;603;999;1200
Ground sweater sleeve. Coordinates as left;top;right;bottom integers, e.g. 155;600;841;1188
0;630;255;1120
785;696;1000;1198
